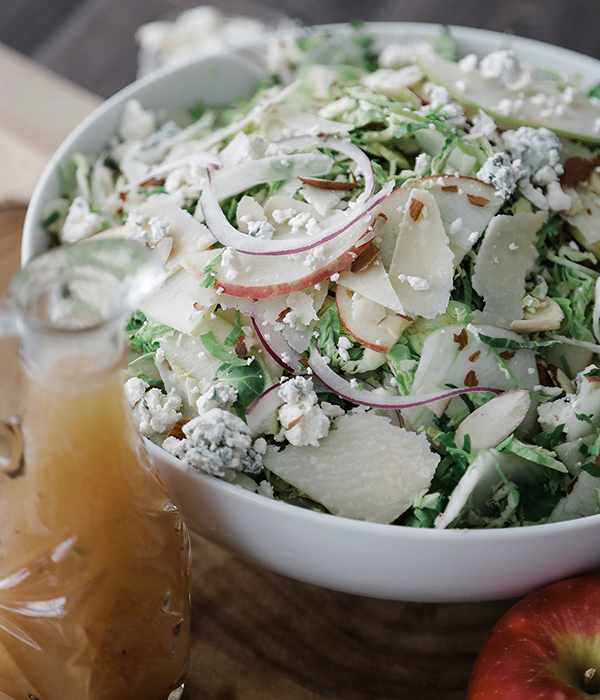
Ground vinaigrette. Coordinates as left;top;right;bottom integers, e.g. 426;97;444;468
0;240;190;699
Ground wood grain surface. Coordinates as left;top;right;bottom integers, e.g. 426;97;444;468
0;43;100;205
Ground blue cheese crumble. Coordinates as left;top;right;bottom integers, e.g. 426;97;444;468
502;126;562;181
125;376;183;439
479;50;525;88
163;407;263;480
476;152;517;198
276;377;330;447
61;196;106;244
195;382;238;414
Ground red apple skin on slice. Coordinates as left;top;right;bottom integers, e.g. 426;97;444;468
467;575;600;700
211;235;374;299
336;283;410;353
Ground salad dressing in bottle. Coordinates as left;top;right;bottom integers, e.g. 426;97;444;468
0;240;190;700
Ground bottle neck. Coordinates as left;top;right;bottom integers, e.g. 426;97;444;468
19;321;126;384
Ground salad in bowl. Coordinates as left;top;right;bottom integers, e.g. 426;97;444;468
25;22;600;599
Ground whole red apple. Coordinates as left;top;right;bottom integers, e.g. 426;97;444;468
467;576;600;699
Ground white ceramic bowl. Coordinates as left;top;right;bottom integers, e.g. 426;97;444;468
23;22;600;602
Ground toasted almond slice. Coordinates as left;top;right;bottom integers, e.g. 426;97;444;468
510;297;564;333
167;419;190;440
409;198;425;221
350;241;380;273
297;176;360;190
467;194;490;207
453;389;531;452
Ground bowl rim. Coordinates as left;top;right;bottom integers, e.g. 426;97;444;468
146;440;600;541
23;20;600;543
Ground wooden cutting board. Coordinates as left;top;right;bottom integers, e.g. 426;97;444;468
0;40;519;699
0;43;101;207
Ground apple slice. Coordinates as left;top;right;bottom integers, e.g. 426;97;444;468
402;323;539;431
545;342;594;377
158;313;236;405
547;471;600;522
252;284;328;353
376;175;502;268
562;187;600;257
191;220;375;298
211;152;334;201
181;249;255;314
336;283;411;353
388;188;454;319
418;52;600;143
434;448;538;529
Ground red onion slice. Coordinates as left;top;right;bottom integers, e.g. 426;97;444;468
200;130;393;256
202;175;392;256
251;314;304;375
275;134;376;202
246;381;287;435
308;347;499;410
211;152;334;201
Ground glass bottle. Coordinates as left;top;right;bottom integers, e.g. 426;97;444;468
0;240;190;700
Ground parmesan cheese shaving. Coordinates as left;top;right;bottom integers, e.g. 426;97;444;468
389;189;454;319
263;412;439;523
472;210;547;328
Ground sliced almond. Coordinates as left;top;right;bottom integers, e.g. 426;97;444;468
453;389;531;452
139;176;166;188
167;419;189;440
409;198;425;221
464;370;479;387
560;156;600;189
510;297;564;333
350;241;380;273
297;176;359;190
234;335;249;359
453;328;469;351
467;194;490;207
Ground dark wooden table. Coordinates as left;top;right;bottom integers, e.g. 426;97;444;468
2;1;600;697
